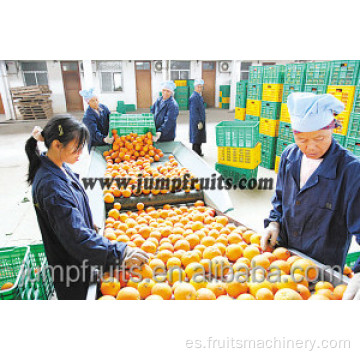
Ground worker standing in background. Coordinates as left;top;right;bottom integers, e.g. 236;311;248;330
151;81;179;142
26;116;149;299
260;93;360;300
189;79;206;156
80;88;114;152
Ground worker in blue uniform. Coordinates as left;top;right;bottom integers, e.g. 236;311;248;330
261;93;360;300
189;79;206;156
150;81;179;142
80;88;114;152
26;116;149;299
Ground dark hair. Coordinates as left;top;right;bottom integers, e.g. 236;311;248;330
25;114;90;185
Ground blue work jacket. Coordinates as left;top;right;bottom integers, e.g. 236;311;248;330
265;139;360;273
32;154;126;299
150;97;179;142
189;91;206;144
83;104;110;151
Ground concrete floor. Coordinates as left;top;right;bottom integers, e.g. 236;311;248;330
0;108;359;253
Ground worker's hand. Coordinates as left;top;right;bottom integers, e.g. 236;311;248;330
123;247;150;269
153;132;161;142
343;273;360;300
260;222;280;251
197;122;204;130
103;136;114;145
31;126;44;142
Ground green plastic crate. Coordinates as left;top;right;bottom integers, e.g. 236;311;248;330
235;94;247;108
329;60;360;86
216;120;259;148
352;86;360;114
215;163;258;184
345;137;360;157
346;252;360;268
0;246;32;300
305;61;331;85
304;84;328;95
347;113;360;138
247;83;263;100
220;85;231;97
263;65;285;84
332;133;346;146
279;121;295;142
259;134;277;169
29;244;54;300
109;113;156;136
261;101;281;120
282;84;303;103
245;115;259;122
276;138;294;156
236;80;248;96
125;104;136;112
284;63;307;85
221;103;230;110
248;66;264;84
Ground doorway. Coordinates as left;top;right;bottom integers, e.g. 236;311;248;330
0;94;5;114
61;61;83;111
202;61;216;107
135;61;152;108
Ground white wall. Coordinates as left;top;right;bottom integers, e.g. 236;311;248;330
215;61;233;108
46;61;67;113
151;61;164;104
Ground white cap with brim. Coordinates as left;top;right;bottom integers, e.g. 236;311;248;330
288;92;345;132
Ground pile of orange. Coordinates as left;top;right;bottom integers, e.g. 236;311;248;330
98;202;349;300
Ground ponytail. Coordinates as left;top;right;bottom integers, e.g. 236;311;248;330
25;137;41;185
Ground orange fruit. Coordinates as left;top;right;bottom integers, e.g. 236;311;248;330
201;236;216;247
174;239;191;252
145;294;163;300
137;203;145;211
141;240;157;254
296;284;311;300
151;283;172;300
276;275;297;291
250;233;261;245
1;282;14;290
167;268;185;285
226;244;243;262
190;276;208;291
256;288;274;300
116;287;140;300
226;280;248;298
287;255;301;267
269;260;290;275
274;288;303;300
104;193;115;203
243;245;261;261
236;257;251;268
314;281;334;292
273;247;291;261
174;283;196;300
203;246;222;260
210;256;231;277
316;289;332;299
133;264;153;279
100;277;121;297
217;295;233;300
215;216;228;226
248;280;273;297
237;294;255;300
185;262;205;279
108;208;120;220
333;284;347;299
242;230;255;244
138;279;155;299
200;258;211;273
166;257;182;269
98;295;116;300
251;254;271;270
308;294;330;300
149;258;166;274
227;233;243;245
291;258;318;282
181;251;201;267
186;234;200;249
196;288;216;300
157;250;174;264
206;281;227;298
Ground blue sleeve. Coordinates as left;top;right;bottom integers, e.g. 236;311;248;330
264;152;286;228
42;184;127;268
196;96;205;122
158;101;178;137
83;113;105;144
150;99;158;114
345;167;360;273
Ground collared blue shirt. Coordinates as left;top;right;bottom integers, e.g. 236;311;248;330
265;140;360;272
189;91;206;144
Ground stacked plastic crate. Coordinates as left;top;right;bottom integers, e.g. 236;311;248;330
327;61;359;147
341;61;360;157
215;121;261;183
174;81;189;110
235;80;248;120
219;85;231;109
275;63;307;173
245;66;263;121
259;65;285;170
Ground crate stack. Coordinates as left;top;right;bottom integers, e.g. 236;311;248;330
215;121;261;183
219;85;231;109
109;113;156;136
343;61;360;158
174;82;190;110
245;66;263;121
259;65;285;169
11;85;53;120
274;63;307;172
327;61;359;147
235;80;248;120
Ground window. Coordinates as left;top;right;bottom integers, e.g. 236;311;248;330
240;61;252;80
136;61;151;70
21;61;48;86
98;61;123;92
202;61;215;71
170;61;191;80
61;62;79;72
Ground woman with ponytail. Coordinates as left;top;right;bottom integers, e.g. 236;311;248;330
26;115;149;300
